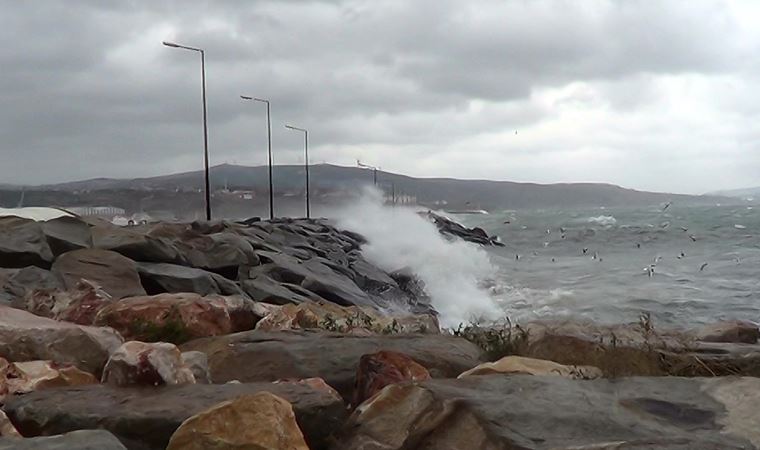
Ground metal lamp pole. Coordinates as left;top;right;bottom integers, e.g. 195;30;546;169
285;125;309;218
241;96;274;219
357;161;379;186
163;40;211;221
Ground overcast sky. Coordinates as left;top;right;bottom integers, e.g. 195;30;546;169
1;0;759;194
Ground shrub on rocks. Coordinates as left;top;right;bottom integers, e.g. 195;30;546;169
166;392;309;450
256;300;439;335
101;341;195;387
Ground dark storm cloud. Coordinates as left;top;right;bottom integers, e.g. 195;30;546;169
0;0;757;193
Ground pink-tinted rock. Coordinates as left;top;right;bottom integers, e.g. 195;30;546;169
0;357;97;403
353;350;431;407
101;341;195;386
0;410;20;437
25;279;113;325
0;305;123;375
94;293;264;344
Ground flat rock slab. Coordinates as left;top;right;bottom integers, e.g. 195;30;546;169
180;330;485;400
0;430;126;449
5;382;346;450
335;375;760;449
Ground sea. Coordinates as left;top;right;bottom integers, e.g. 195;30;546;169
453;203;760;328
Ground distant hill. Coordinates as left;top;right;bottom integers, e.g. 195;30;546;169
707;187;760;199
21;163;726;211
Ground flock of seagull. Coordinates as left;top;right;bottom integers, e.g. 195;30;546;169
505;201;742;276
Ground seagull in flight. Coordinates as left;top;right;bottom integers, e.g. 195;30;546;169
699;262;708;271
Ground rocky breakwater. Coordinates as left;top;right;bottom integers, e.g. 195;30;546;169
1;212;760;449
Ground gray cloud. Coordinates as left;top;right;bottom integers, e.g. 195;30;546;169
0;0;758;193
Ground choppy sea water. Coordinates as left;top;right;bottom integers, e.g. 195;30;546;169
454;204;760;327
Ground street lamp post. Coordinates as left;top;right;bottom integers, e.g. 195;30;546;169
241;95;274;220
357;161;379;186
163;40;211;221
285;125;310;218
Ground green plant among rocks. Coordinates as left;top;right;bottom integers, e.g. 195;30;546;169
127;305;193;344
450;317;529;360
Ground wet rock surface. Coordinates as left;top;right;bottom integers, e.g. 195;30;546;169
5;381;347;450
180;329;485;400
335;375;760;450
425;211;504;246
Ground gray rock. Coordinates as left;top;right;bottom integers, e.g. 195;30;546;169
0;266;61;308
41;216;93;256
181;350;211;383
92;225;184;264
252;252;373;307
137;262;244;297
0;217;54;268
0;304;123;375
240;274;316;305
5;381;347;450
180;329;485;401
0;430;127;450
334;375;760;449
52;249;146;299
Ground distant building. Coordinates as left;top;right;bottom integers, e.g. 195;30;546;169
67;206;126;217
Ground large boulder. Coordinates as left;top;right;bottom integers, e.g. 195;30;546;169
0;266;61;308
249;252;375;308
136;262;244;297
51;249;146;299
170;231;260;278
41;216;92;256
91;225;184;265
240;274;321;305
353;350;430;407
0;305;123;375
0;217;53;268
5;381;347;450
334;375;760;449
166;392;309;450
102;341;195;387
95;293;263;344
180;330;484;400
0;430;127;450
